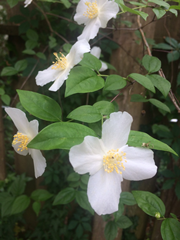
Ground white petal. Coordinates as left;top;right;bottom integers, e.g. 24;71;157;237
90;46;101;59
48;67;70;91
102;111;133;150
99;61;108;72
78;18;101;41
35;65;60;87
69;136;106;175
121;146;157;181
29;149;46;178
5;107;31;135
24;0;32;7
29;120;39;138
87;168;122;215
74;0;90;25
67;39;90;66
12;139;29;156
99;1;119;28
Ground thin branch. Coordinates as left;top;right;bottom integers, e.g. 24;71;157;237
137;15;180;113
33;2;69;43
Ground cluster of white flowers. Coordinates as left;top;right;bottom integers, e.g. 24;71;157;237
6;0;157;215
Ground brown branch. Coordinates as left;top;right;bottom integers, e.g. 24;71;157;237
137;15;180;113
33;2;69;44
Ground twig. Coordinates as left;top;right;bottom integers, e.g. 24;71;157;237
33;2;69;43
137;15;180;113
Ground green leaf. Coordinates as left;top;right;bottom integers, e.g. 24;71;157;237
0;88;5;95
116;215;133;229
93;101;115;115
67;172;80;182
23;49;36;55
7;0;19;8
32;201;41;216
11;195;30;215
127;130;177;156
36;52;46;60
132;191;165;217
167;51;180;62
75;191;94;214
162;179;175;190
1;94;11;105
31;189;53;201
14;59;27;72
168;9;178;17
26;29;39;41
28;122;96;150
149;98;171;112
104;75;127;91
114;201;124;221
81;174;89;185
61;0;71;8
153;9;166;19
49;36;57;49
1;67;18;76
148;0;170;8
104;221;118;240
165;37;178;48
120;192;136;205
147;75;171;97
153;43;173;50
161;218;180;240
1;196;14;217
142;55;161;73
8;176;26;197
17;90;62;122
65;66;104;97
80;53;102;71
131;94;148;102
53;188;76;205
25;40;38;50
119;3;148;20
129;73;155;93
67;105;102;123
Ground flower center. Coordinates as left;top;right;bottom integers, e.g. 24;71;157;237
13;132;30;152
52;52;67;70
103;149;127;174
84;1;98;19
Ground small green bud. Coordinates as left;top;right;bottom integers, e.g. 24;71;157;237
155;212;161;219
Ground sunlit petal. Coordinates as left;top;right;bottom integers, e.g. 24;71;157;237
30;149;47;178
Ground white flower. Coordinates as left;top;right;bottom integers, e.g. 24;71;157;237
74;0;119;41
24;0;32;7
35;39;90;92
90;46;108;71
5;107;46;178
69;112;157;215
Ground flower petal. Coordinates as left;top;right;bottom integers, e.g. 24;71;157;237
48;67;70;91
29;120;39;138
121;146;157;181
12;139;29;156
99;1;119;28
78;18;101;41
5;107;31;134
87;168;122;215
35;65;60;87
102;111;133;150
90;46;101;59
69;136;106;175
67;39;90;66
24;0;32;7
74;0;90;25
99;61;108;72
29;149;46;178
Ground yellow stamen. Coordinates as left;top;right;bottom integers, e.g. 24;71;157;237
13;132;30;152
84;1;98;19
103;149;126;174
52;52;67;70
